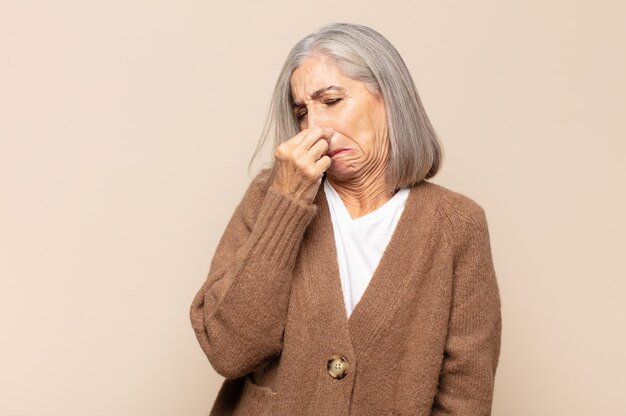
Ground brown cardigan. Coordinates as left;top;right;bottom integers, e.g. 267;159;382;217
190;168;502;415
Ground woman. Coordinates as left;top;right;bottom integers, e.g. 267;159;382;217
190;23;502;415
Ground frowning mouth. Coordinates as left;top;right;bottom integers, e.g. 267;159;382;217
327;148;350;158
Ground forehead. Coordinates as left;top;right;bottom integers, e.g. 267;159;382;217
290;55;351;97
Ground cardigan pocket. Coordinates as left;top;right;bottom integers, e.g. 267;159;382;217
233;373;277;416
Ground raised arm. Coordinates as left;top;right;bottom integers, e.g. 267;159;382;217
432;204;502;415
190;126;334;379
189;170;318;379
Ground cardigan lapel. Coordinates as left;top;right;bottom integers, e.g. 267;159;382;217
299;185;355;363
347;181;441;359
305;180;442;361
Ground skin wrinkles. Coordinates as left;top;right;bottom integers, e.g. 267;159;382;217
290;54;394;219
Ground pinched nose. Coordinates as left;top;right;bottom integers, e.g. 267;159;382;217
305;107;332;131
302;109;334;147
306;110;319;129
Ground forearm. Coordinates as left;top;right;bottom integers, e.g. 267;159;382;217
190;186;317;378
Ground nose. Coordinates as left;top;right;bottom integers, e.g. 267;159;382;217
305;105;328;130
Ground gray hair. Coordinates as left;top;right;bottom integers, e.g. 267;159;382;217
249;22;442;192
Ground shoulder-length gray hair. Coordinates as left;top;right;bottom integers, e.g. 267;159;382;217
250;22;442;192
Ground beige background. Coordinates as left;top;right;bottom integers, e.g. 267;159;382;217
1;0;625;414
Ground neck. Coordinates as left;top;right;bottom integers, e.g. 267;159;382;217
327;170;394;219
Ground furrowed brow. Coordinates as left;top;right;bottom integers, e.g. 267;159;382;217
291;85;345;108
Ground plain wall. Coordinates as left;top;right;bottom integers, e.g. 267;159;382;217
1;0;625;414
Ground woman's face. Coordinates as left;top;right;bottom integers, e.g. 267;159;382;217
290;54;389;183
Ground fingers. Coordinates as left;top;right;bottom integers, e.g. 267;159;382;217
272;126;333;194
297;126;334;150
315;155;332;173
280;125;332;164
308;137;329;162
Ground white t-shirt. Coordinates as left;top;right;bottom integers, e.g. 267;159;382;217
323;179;410;318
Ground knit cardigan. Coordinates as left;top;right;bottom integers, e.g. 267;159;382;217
190;168;502;415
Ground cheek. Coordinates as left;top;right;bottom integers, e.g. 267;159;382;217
327;103;385;153
370;108;389;148
361;114;386;149
332;112;372;143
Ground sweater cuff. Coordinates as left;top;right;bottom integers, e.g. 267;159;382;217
246;187;318;270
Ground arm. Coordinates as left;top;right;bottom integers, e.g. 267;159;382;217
432;205;502;415
189;170;318;379
191;126;333;379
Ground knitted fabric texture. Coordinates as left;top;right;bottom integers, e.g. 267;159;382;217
190;168;502;415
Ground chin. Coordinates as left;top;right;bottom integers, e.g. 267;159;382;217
326;163;360;182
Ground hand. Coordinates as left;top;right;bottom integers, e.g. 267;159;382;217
270;126;333;204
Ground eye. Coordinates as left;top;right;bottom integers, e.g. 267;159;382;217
296;109;307;121
323;98;342;105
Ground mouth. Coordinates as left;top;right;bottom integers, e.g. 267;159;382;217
327;148;350;158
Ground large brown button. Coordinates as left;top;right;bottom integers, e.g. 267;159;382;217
327;354;349;379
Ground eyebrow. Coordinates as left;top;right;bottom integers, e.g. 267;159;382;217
291;85;345;108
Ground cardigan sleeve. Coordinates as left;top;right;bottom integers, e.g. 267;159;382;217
432;205;502;415
189;170;318;379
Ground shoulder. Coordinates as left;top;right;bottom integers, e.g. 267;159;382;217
418;181;490;244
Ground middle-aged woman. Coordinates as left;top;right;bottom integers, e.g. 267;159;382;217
190;23;502;415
